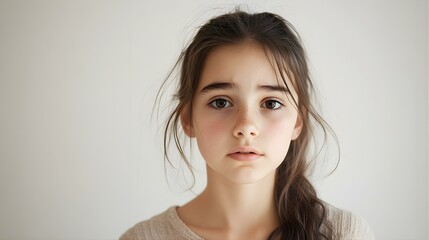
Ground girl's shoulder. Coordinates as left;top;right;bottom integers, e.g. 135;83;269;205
324;202;375;239
119;206;203;240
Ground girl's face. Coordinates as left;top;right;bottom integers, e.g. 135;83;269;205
182;41;303;184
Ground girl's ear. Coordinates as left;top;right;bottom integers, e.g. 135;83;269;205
291;113;303;140
180;106;195;138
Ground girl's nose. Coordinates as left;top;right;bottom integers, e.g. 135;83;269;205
233;109;259;138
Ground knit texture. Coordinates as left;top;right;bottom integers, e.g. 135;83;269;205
120;203;375;240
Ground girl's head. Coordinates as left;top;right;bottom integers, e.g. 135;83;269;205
182;40;304;185
158;7;335;239
164;9;322;181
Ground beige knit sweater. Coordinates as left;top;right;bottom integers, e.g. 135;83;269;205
120;203;374;240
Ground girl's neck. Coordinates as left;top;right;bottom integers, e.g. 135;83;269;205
177;167;280;238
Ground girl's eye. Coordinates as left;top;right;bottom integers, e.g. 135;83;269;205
262;100;283;110
209;99;232;109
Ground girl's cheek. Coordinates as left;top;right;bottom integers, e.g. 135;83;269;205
201;107;230;127
203;118;228;136
264;117;295;137
194;109;229;136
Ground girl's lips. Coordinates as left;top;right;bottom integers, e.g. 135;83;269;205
227;153;262;161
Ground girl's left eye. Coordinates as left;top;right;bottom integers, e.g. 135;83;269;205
262;100;283;110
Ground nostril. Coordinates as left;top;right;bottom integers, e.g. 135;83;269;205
233;127;258;138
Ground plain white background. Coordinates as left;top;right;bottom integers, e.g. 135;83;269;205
0;0;427;239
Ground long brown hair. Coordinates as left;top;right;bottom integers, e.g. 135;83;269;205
155;7;338;239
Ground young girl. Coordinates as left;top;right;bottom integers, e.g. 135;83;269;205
120;8;374;240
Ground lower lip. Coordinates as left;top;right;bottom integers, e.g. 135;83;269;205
227;153;262;161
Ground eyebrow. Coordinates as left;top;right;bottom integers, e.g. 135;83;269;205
200;82;290;94
200;82;235;92
259;84;290;94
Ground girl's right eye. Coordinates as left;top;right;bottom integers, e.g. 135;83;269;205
209;99;232;109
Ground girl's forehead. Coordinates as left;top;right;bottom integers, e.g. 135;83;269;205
202;41;269;67
198;41;297;95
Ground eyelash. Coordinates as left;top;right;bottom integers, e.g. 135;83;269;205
208;98;284;110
